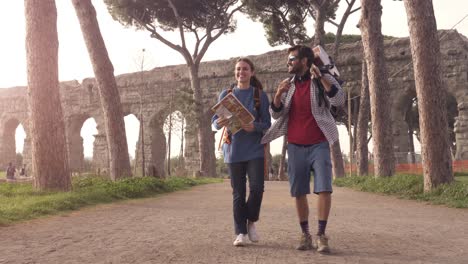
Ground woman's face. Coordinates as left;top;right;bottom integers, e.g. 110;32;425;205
235;61;254;84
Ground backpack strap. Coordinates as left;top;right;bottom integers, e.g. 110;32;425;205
228;83;235;94
254;86;260;112
254;86;264;124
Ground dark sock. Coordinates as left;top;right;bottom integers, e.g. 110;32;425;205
300;221;310;235
317;220;327;236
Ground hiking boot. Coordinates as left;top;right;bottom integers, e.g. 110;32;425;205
316;234;330;253
296;233;313;250
233;234;248;247
247;221;259;243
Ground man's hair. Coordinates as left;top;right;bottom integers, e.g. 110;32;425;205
288;45;314;68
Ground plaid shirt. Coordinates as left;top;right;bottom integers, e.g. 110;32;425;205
261;73;345;145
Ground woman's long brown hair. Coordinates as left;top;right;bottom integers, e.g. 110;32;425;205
236;57;263;90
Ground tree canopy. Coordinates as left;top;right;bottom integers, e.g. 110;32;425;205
242;0;308;46
104;0;240;64
107;0;237;31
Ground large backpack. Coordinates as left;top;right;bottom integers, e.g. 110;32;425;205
314;71;346;121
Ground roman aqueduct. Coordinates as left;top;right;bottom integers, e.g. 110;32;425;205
0;30;467;177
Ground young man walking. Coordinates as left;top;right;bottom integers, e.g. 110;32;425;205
262;45;345;253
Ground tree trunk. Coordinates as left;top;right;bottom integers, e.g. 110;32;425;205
347;89;353;175
333;0;359;58
356;60;370;176
312;5;326;46
189;64;216;177
25;0;71;191
140;111;145;177
405;103;416;164
359;0;395;177
167;112;172;176
311;1;346;178
278;12;296;46
408;126;416;164
278;137;288;181
352;100;359;152
180;118;185;158
72;0;131;180
330;140;346;178
403;0;453;190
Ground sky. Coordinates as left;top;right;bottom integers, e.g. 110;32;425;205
1;0;467;159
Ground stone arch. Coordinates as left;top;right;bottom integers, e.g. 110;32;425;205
0;117;29;167
67;114;88;172
123;113;140;161
65;114;100;173
392;87;460;162
162;109;189;176
1;118;19;167
147;112;167;178
81;118;98;159
15;124;26;154
90;116;108;175
446;93;459;157
122;109;150;177
392;87;418;163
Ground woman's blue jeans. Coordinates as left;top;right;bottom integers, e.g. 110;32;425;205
228;158;265;235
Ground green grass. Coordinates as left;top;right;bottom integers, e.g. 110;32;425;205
455;176;468;184
0;171;5;179
0;176;221;226
454;172;468;183
334;174;468;208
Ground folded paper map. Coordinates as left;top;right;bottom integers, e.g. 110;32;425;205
212;93;254;135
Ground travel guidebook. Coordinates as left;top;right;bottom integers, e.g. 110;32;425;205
212;93;254;135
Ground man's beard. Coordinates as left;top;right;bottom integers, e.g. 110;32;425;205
288;63;304;74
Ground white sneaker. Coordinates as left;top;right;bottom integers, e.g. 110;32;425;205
247;221;259;243
233;234;248;246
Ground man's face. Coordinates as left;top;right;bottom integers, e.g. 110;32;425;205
287;51;306;74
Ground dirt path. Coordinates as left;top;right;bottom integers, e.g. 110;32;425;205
0;181;467;264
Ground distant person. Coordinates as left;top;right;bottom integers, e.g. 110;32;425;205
212;58;271;246
19;165;26;177
6;162;16;180
261;45;345;253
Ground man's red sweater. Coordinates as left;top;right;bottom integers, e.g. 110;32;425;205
287;80;326;145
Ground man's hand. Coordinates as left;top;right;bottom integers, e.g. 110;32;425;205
311;65;332;92
241;123;255;132
216;116;230;128
310;64;322;79
274;78;291;108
